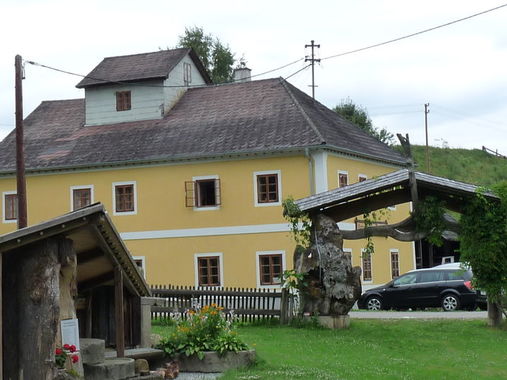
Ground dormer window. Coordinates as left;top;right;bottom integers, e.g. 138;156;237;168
116;91;131;111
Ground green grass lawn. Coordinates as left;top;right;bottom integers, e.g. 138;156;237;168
153;319;507;380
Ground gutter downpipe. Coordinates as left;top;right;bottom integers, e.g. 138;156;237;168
305;148;315;195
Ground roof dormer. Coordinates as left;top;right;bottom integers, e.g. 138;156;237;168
77;49;212;126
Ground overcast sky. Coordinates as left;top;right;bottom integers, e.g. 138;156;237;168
2;0;507;153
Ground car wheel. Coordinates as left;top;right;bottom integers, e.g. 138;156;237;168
478;304;488;311
441;294;460;311
366;296;383;311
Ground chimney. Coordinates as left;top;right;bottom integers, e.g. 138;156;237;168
233;66;251;83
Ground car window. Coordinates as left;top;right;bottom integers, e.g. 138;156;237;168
394;273;417;286
446;269;472;281
418;271;445;283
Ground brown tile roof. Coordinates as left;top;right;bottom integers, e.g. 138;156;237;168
0;78;408;173
76;49;212;88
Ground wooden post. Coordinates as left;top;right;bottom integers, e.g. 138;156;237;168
115;266;125;358
0;252;3;378
280;288;288;325
15;55;28;229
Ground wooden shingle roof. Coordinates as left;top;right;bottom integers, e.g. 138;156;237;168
0;78;408;174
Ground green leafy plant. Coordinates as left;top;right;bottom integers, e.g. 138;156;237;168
282;269;307;291
412;196;447;246
282;197;311;248
157;304;248;360
460;184;507;306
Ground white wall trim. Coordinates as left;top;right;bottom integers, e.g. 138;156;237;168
2;190;17;224
313;151;328;193
192;174;220;211
120;221;357;241
112;181;137;216
69;185;94;211
255;250;286;289
194;252;224;287
253;170;282;207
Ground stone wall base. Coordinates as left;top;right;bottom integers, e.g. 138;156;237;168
317;315;350;329
178;350;256;373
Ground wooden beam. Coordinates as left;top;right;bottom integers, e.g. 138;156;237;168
320;188;411;222
78;271;114;293
115;266;125;358
0;252;3;378
77;249;104;266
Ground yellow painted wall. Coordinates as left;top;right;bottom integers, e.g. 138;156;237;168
0;151;413;288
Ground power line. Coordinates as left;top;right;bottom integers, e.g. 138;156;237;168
25;57;305;89
321;3;507;61
283;64;312;80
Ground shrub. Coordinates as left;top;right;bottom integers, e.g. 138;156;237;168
157;304;248;360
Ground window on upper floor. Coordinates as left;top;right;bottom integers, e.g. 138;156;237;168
358;174;367;182
254;170;281;207
185;177;221;209
3;192;17;222
116;91;131;111
258;252;283;286
196;255;221;287
338;171;348;187
71;186;93;211
132;256;146;279
183;62;192;86
113;182;137;215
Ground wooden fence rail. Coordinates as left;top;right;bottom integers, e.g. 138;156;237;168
150;285;294;323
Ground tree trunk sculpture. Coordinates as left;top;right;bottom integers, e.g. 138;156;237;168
294;214;362;316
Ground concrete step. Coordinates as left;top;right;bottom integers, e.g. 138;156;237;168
80;338;105;365
84;357;135;380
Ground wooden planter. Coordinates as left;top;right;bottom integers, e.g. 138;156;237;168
178;350;256;373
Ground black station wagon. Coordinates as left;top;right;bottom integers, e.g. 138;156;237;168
357;264;486;311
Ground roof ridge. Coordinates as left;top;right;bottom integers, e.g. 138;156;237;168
279;78;325;144
102;48;189;60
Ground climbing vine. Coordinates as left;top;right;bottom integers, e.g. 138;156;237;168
460;183;507;306
282;197;312;248
412;196;447;247
361;209;389;258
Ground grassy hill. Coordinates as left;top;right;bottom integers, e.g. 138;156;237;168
398;145;507;187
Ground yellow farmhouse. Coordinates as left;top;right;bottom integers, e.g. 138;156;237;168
0;49;414;289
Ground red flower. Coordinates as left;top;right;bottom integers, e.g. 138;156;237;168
71;354;79;363
63;344;70;350
69;345;77;353
55;348;63;355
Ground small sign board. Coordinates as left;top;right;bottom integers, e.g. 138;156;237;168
61;318;80;351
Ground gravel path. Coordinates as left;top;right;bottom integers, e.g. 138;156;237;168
349;310;488;319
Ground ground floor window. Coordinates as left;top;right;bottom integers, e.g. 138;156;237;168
258;253;283;286
362;251;372;282
197;255;221;286
391;250;400;278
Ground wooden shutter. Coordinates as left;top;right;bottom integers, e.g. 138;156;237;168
185;181;195;207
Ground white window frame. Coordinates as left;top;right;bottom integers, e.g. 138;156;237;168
2;190;17;224
132;255;146;279
361;249;373;284
253;170;282;207
194;252;224;287
358;174;367;182
183;62;192;85
70;185;94;211
192;175;220;211
338;170;349;187
255;250;286;288
390;249;400;279
112;181;137;216
388;205;397;211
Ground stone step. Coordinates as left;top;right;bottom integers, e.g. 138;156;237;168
80;338;105;365
84;357;135;380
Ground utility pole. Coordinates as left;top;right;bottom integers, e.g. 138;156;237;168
15;55;28;229
424;103;430;173
305;40;320;99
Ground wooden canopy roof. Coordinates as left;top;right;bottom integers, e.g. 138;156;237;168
296;169;498;222
0;203;150;297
